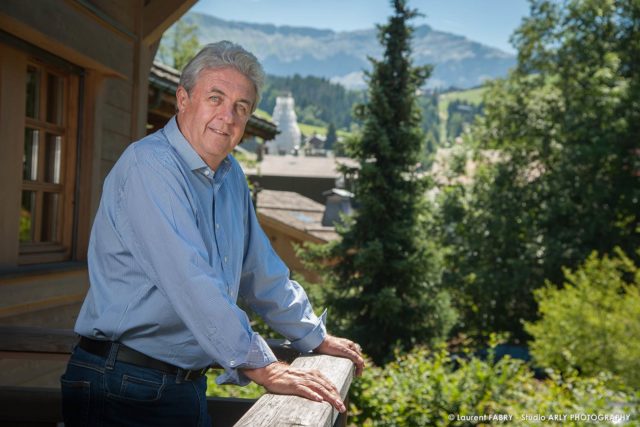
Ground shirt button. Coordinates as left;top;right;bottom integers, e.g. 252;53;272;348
229;360;236;366
224;256;228;263
216;223;220;229
204;170;210;176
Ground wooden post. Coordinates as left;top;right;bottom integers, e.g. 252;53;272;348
234;354;355;427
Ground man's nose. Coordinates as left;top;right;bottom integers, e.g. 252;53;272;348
218;103;235;124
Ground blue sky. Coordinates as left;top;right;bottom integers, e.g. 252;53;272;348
190;0;531;54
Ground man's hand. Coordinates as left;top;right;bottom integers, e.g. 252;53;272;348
314;335;365;377
243;362;347;413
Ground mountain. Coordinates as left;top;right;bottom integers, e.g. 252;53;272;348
166;12;516;90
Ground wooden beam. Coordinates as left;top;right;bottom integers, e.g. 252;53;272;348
234;354;355;427
142;0;196;46
0;326;300;365
0;326;76;355
258;213;328;245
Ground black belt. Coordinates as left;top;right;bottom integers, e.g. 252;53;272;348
78;337;209;381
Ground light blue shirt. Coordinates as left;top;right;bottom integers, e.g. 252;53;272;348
75;116;326;385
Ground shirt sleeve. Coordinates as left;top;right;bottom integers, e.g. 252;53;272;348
117;149;276;385
238;185;327;354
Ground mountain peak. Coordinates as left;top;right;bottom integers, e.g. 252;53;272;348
162;12;516;90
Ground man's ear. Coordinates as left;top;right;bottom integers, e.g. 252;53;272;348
176;86;188;112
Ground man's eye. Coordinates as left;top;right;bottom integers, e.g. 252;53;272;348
210;96;221;103
236;105;249;116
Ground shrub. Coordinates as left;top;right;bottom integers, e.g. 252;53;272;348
349;341;637;426
525;248;640;389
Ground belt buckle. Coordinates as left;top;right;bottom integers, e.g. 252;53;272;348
184;367;208;381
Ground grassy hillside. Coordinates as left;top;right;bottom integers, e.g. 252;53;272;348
438;86;486;144
252;108;273;121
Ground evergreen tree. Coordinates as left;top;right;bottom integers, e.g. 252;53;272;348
158;19;200;71
315;0;456;363
325;122;337;151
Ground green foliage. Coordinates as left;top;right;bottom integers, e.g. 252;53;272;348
325;122;337;151
439;86;486;106
437;87;485;145
439;0;640;341
306;0;456;364
206;373;264;399
232;150;257;170
350;342;638;426
446;101;483;142
157;19;200;71
418;92;440;166
19;209;31;242
525;248;640;389
258;74;364;129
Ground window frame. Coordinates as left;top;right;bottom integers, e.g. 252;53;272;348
18;59;80;265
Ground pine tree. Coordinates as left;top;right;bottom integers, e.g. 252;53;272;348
317;0;455;363
325;122;337;151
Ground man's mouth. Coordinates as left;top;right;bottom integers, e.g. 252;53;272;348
210;127;230;136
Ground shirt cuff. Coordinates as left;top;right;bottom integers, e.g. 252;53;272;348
288;309;328;353
215;332;277;386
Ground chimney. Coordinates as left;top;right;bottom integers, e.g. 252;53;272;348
322;188;354;226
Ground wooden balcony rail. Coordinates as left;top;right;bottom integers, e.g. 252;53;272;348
235;354;354;427
0;326;354;427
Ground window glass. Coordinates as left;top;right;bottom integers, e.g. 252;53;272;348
25;66;40;119
20;191;36;243
45;133;62;184
41;192;60;242
46;72;64;124
23;128;39;181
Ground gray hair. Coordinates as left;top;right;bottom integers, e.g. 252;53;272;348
179;40;265;110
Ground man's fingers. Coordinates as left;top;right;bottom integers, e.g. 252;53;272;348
299;370;343;409
337;344;365;377
297;383;346;412
314;335;365;377
304;380;345;412
245;363;346;413
308;369;340;395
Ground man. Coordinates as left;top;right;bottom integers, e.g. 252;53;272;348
61;41;364;426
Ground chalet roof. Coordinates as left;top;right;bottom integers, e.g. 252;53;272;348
244;154;358;179
149;62;278;141
306;134;326;143
256;189;339;242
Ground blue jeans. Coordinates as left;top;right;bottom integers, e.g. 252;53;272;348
61;345;212;426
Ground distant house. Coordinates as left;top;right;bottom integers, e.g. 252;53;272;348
256;190;338;283
304;133;327;157
244;154;358;203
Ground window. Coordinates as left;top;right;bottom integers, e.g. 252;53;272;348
19;61;79;264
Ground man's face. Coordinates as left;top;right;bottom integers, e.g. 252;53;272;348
176;67;256;170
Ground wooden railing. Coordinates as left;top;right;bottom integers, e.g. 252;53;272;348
235;354;354;427
0;326;354;427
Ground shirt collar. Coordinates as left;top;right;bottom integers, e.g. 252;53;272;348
164;116;234;179
164;116;207;172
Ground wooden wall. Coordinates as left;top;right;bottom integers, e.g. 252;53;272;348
0;0;194;325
